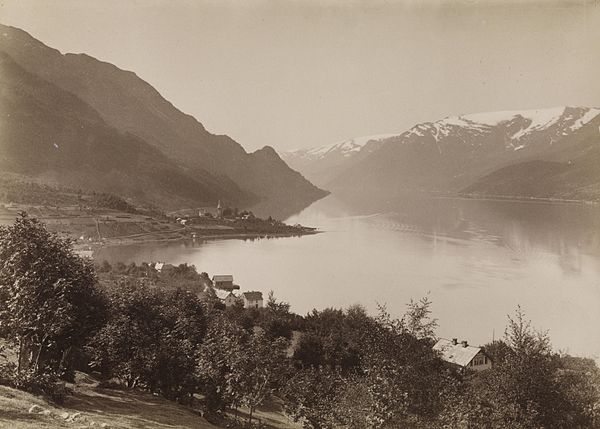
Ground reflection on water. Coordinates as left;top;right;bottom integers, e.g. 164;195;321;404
96;194;600;360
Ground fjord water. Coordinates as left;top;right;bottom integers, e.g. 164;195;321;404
97;194;600;360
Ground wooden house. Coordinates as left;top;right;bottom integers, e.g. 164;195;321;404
242;291;263;309
433;338;492;371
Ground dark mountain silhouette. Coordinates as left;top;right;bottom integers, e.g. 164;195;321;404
0;51;234;207
0;23;326;214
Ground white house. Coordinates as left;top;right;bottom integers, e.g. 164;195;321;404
433;338;492;371
242;291;263;309
214;289;241;307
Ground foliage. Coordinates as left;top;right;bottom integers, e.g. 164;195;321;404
281;367;347;429
91;192;138;213
87;281;206;401
439;307;600;429
356;302;449;428
0;212;106;379
1;215;599;425
196;315;247;412
235;330;288;424
196;314;289;423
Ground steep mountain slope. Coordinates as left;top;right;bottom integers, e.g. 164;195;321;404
0;51;231;208
328;107;600;201
281;134;395;187
0;23;326;212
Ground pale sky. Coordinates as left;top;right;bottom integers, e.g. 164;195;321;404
1;0;599;152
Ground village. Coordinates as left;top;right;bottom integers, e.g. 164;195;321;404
0;193;318;253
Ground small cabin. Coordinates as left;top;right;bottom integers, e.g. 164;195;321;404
433;338;492;371
154;262;175;274
242;291;263;309
223;292;240;307
212;275;239;291
214;289;241;307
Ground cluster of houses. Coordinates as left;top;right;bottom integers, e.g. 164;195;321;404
151;262;264;309
211;274;264;309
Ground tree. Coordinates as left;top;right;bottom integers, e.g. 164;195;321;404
282;367;347;429
260;291;295;339
356;300;447;427
87;282;206;401
235;330;288;425
439;307;600;429
0;213;106;378
196;315;246;413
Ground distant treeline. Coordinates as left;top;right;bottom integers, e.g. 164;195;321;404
0;213;599;428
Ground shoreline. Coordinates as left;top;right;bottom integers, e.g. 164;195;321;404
451;193;599;206
76;228;322;252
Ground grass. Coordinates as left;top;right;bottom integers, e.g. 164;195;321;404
0;373;302;429
0;373;218;429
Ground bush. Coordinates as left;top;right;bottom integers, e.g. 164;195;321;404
9;370;67;404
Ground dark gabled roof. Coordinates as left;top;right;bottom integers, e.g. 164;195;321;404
212;275;233;282
243;291;263;301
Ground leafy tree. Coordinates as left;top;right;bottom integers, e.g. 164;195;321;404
356;300;447;428
0;213;106;377
235;330;288;425
439;307;600;429
87;281;164;388
282;367;347;429
196;315;246;412
260;291;295;339
87;281;205;401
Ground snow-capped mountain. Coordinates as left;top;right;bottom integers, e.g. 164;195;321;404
305;106;600;201
286;134;398;161
281;134;399;187
404;107;600;146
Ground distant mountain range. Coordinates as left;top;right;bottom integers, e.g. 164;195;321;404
284;107;600;201
281;134;395;188
0;23;327;216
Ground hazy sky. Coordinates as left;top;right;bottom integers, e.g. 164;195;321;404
1;0;599;152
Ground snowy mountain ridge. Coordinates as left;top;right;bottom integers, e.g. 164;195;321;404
405;106;600;143
286;133;399;161
284;106;600;194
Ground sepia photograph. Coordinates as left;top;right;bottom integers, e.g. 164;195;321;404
0;0;599;427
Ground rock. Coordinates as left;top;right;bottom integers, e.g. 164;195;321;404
28;404;46;414
100;423;110;428
66;412;81;422
40;409;51;416
59;411;70;419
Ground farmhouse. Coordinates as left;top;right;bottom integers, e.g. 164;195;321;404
212;275;239;291
242;291;263;309
433;338;492;371
213;289;241;307
153;262;176;274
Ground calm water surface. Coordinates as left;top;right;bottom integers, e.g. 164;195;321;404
96;195;600;360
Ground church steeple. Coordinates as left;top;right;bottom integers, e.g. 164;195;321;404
217;200;223;218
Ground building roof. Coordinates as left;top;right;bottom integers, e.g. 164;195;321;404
214;289;236;300
433;339;483;367
75;249;94;259
154;262;164;271
243;291;263;301
212;275;233;283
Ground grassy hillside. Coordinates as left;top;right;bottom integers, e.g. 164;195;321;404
0;372;300;429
